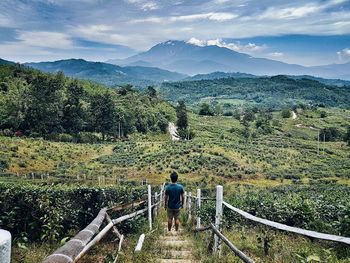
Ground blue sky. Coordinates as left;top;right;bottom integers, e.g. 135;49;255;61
0;0;349;65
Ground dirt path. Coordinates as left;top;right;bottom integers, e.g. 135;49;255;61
168;122;180;141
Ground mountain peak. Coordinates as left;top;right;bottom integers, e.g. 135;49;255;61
160;40;186;46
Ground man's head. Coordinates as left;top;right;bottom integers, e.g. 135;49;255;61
170;171;178;183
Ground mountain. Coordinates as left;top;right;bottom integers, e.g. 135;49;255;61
312;62;350;80
25;59;187;88
0;58;15;65
108;40;350;80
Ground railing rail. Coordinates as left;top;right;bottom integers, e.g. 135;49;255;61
42;184;165;263
223;201;350;245
185;185;350;263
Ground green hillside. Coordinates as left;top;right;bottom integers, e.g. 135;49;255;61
160;75;350;109
0;63;175;139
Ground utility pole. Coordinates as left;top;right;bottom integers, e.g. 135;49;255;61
323;133;325;154
317;130;320;155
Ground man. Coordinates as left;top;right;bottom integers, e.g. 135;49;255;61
164;171;184;231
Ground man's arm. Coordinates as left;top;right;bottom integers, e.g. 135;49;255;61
180;192;185;208
164;192;169;210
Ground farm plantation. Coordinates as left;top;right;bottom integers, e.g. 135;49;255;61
0;64;350;262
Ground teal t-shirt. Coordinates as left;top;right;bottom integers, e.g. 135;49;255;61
165;183;184;209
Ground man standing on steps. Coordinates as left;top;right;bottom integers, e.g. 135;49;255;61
164;171;184;231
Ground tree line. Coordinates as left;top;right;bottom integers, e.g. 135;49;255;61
0;64;175;141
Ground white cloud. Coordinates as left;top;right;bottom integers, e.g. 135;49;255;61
129;17;163;24
0;14;14;27
72;24;129;44
337;48;350;61
129;12;237;24
171;12;237;22
258;4;322;20
125;0;159;11
257;0;348;20
17;31;74;49
187;37;266;54
269;52;284;57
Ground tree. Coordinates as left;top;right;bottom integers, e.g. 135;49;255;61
176;101;188;130
0;79;28;131
256;111;273;134
281;108;292;118
147;86;157;98
90;92;117;140
24;72;65;135
242;109;255;123
345;126;350;146
320;111;327;118
62;81;86;133
319;127;342;142
198;103;215;116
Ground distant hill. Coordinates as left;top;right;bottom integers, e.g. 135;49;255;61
108;40;350;80
160;75;350;109
186;72;257;81
186;71;350;87
0;58;15;65
25;59;187;88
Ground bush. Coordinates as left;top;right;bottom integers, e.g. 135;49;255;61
0;158;9;171
281;109;292;118
319;127;342;142
76;132;100;144
198;103;215;116
0;182;146;242
320;111;327;118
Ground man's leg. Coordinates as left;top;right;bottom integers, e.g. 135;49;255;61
167;209;173;231
175;218;180;231
168;217;172;231
174;209;180;231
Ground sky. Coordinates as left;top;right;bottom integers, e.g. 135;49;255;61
0;0;349;65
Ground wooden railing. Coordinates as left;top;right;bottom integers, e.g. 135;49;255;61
185;185;350;263
42;184;165;263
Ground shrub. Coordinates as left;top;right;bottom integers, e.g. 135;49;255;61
281;108;292;118
76;132;100;144
0;182;146;242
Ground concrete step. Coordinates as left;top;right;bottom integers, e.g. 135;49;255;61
160;236;186;241
162;240;192;248
161;250;193;259
160;260;200;263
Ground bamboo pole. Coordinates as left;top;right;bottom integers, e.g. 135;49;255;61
73;207;148;262
210;223;254;263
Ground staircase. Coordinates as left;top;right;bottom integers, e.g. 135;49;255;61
157;223;200;263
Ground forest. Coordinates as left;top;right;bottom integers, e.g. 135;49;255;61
0;64;175;140
160;75;350;110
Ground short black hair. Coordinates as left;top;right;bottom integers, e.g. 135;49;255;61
170;171;178;183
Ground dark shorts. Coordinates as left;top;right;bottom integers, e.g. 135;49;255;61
167;208;180;220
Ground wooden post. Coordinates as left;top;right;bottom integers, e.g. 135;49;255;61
0;230;11;263
197;189;201;229
160;187;163;208
148;185;152;230
214;185;223;255
188;191;192;221
134;234;145;252
154;192;158;216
